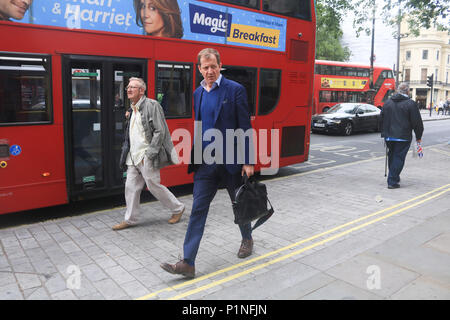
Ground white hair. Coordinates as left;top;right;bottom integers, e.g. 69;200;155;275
397;82;409;95
129;77;146;91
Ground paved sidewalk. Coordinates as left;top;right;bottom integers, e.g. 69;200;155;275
0;142;449;300
420;109;450;121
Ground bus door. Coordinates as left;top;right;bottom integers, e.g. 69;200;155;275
62;56;146;199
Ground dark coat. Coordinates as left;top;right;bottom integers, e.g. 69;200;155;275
380;93;424;141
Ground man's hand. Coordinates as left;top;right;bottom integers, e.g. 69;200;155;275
242;164;254;177
416;139;422;143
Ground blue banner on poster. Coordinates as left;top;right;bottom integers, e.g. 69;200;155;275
3;0;286;52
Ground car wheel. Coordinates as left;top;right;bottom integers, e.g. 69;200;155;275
342;122;353;136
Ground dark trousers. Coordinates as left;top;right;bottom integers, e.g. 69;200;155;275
386;140;411;186
183;164;252;266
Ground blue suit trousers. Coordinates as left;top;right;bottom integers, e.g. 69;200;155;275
183;164;252;266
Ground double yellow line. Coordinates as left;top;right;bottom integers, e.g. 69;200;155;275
137;183;450;300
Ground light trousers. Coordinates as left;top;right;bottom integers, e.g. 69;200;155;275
124;157;184;224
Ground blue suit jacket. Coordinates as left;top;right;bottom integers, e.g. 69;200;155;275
188;76;254;174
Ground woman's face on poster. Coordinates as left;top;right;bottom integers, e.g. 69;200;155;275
0;0;32;20
140;0;164;36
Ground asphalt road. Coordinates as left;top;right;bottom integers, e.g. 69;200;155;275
280;118;450;176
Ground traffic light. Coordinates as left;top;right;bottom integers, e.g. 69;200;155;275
427;74;433;87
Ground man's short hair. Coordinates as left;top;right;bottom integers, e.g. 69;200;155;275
129;77;147;91
397;82;410;95
197;48;221;65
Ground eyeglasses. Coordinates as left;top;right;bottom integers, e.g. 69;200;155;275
126;85;140;90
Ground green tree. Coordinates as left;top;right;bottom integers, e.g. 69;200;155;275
323;0;449;37
315;0;448;60
315;2;351;61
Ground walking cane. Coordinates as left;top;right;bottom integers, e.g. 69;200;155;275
384;141;388;177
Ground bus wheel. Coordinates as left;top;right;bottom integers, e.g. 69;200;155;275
322;107;330;113
343;122;353;136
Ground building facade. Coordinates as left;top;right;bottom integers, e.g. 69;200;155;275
399;21;450;109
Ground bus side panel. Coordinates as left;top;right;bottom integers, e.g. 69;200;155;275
0;125;68;215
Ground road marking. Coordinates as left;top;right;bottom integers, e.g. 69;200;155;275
430;148;450;157
137;183;450;300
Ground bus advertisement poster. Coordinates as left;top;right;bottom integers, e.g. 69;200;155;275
6;0;286;52
320;78;368;90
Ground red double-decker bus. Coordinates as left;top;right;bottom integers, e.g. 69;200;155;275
313;60;395;114
0;0;316;215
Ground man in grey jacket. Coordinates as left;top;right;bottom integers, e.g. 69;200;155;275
113;77;185;230
380;82;424;189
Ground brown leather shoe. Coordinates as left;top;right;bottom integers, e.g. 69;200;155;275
160;260;195;278
112;221;132;231
168;207;185;224
237;239;253;258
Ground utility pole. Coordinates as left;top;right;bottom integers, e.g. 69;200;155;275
368;0;376;104
427;74;434;117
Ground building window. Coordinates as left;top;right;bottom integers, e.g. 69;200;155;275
422;50;428;60
435;69;438;81
436;50;439;61
404;69;410;82
406;51;411;61
421;68;427;81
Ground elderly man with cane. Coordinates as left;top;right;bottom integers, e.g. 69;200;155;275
380;82;424;189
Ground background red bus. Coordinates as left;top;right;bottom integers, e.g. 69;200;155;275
313;60;395;114
0;0;316;215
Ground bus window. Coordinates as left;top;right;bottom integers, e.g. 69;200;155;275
156;62;192;118
221;66;257;116
215;0;259;9
195;65;257;116
382;89;395;103
0;54;51;125
259;69;281;115
374;70;392;89
263;0;311;20
319;90;333;103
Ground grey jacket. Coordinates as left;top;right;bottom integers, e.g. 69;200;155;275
119;97;179;170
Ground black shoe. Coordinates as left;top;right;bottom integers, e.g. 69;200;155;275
160;260;195;278
388;184;400;189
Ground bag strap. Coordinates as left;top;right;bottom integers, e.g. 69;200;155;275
240;173;274;230
251;198;274;230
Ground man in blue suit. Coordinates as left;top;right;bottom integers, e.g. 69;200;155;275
161;48;255;278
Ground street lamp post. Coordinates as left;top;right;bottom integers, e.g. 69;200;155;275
369;1;375;90
368;0;376;104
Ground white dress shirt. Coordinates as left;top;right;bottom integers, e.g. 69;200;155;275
126;96;150;166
